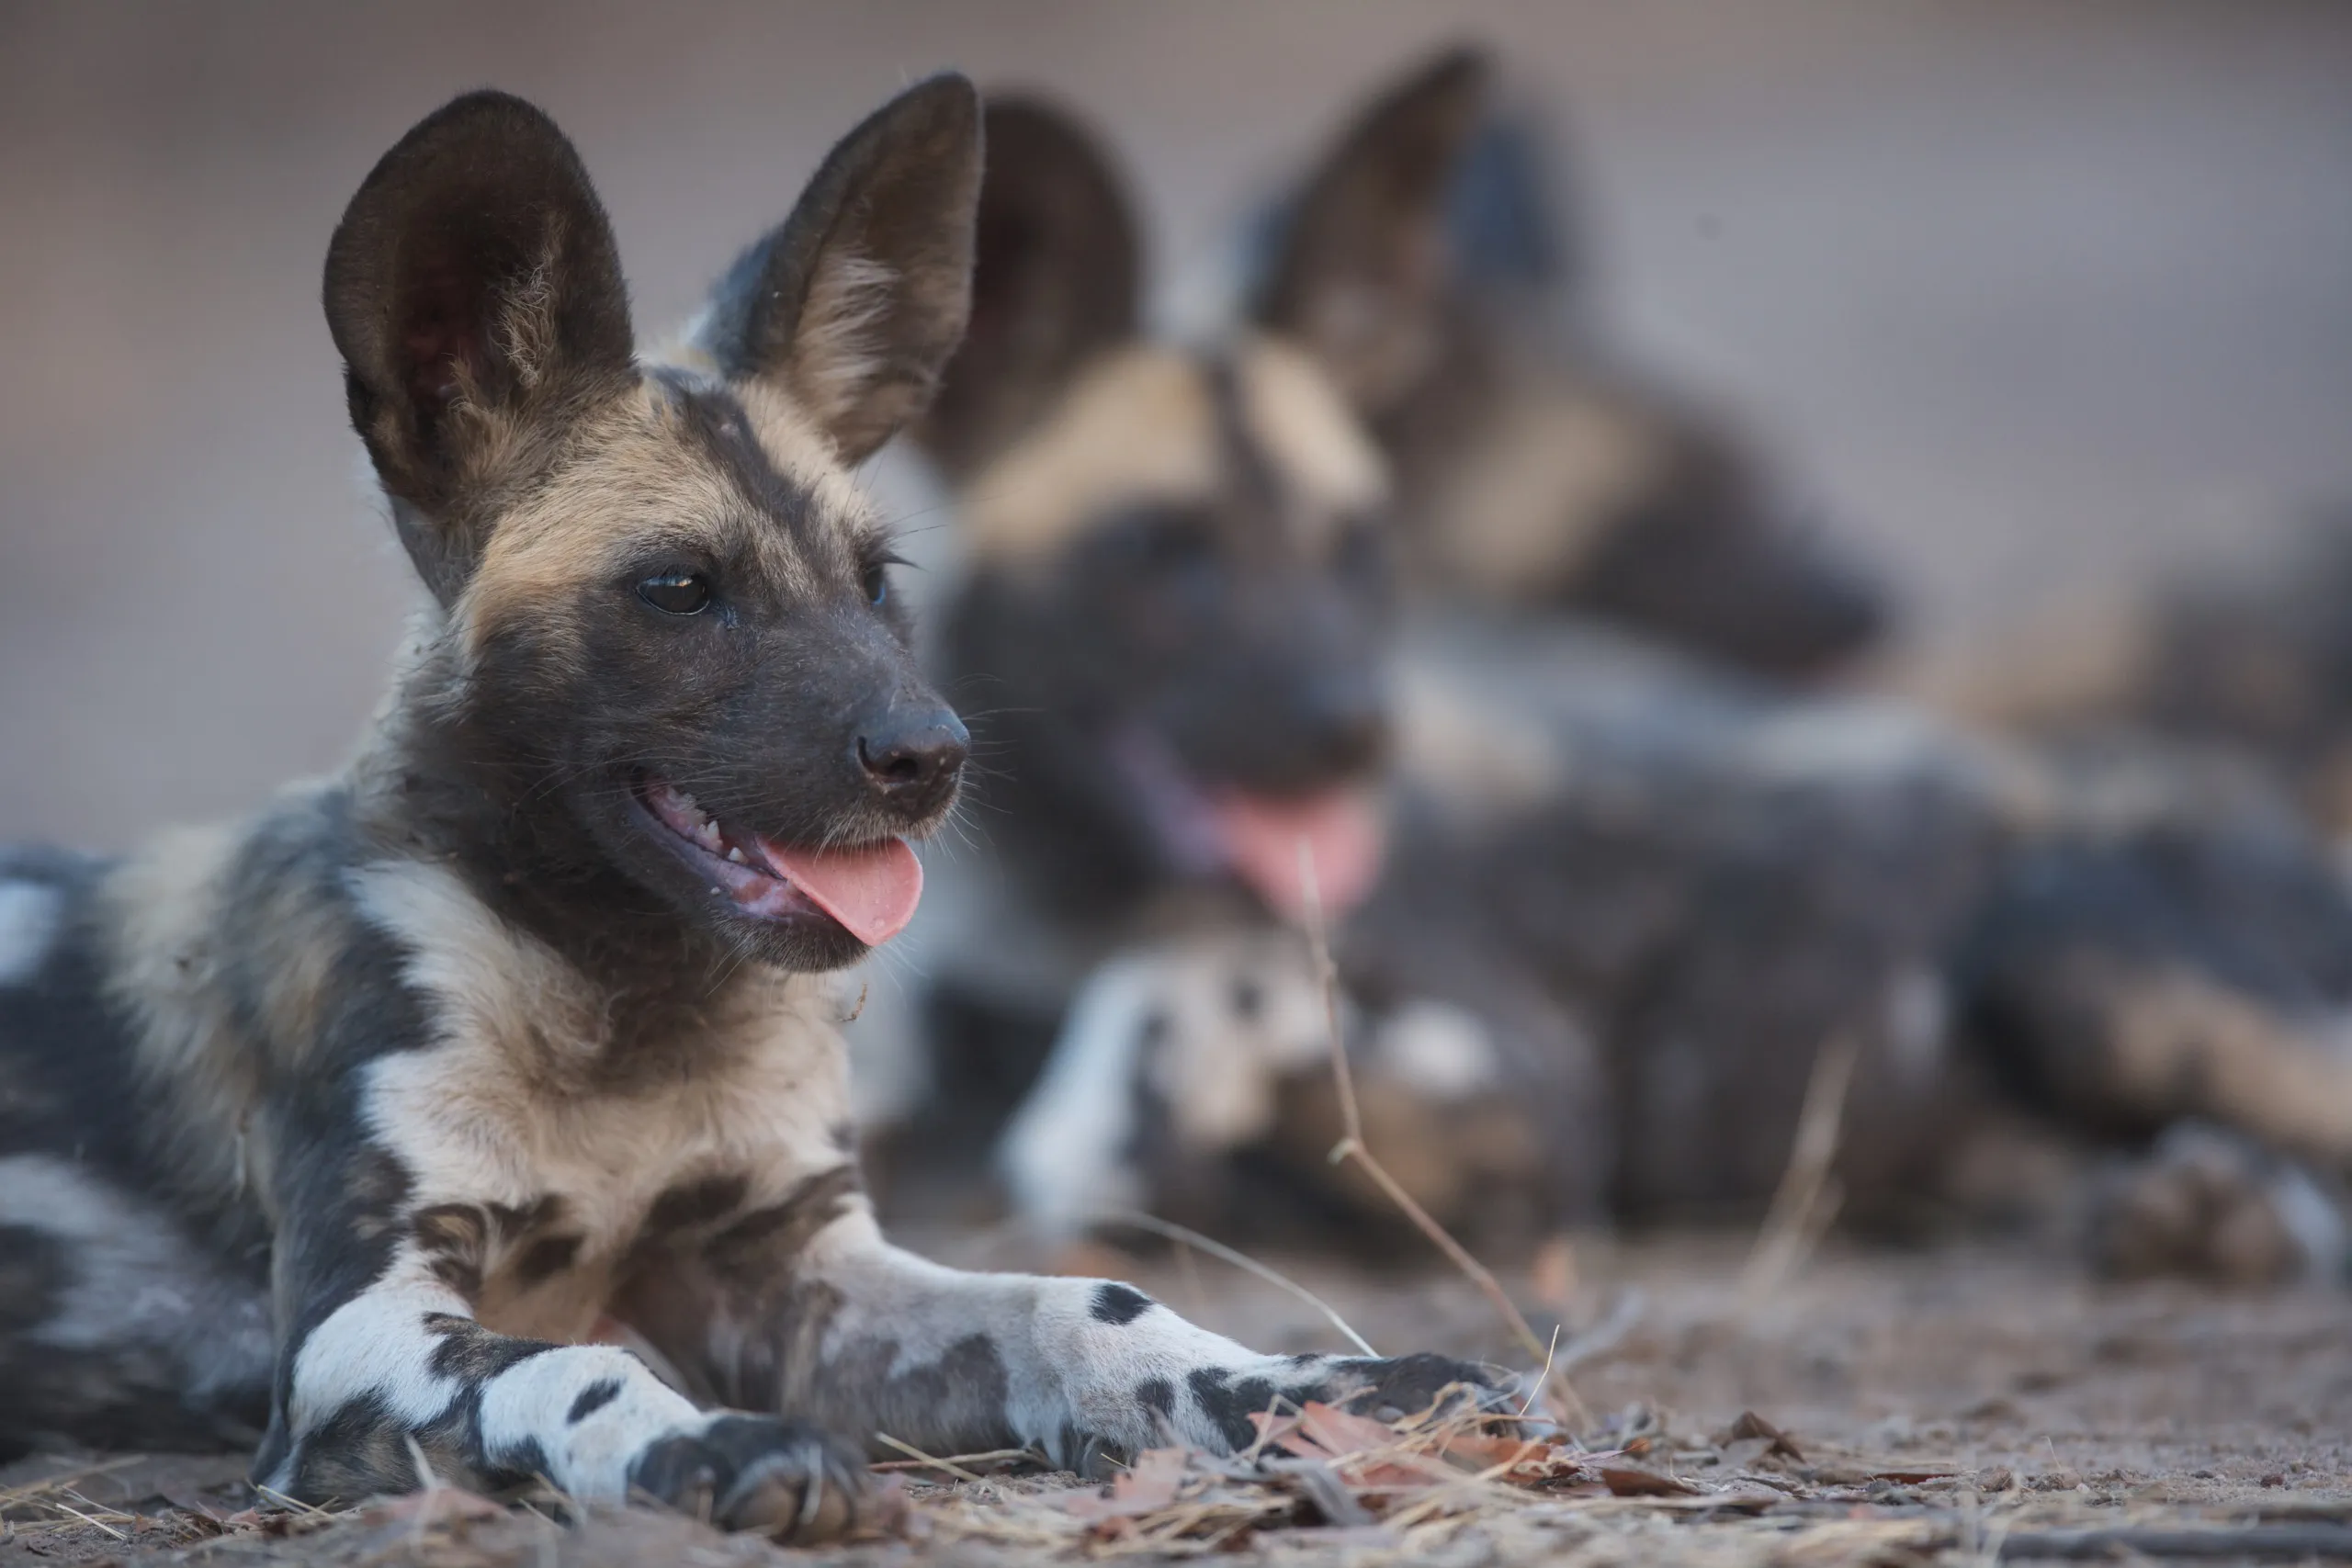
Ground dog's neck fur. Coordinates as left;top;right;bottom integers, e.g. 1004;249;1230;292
340;615;805;1055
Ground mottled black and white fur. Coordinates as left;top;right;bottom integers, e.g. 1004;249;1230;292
0;81;1502;1539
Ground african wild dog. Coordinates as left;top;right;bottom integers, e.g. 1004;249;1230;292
974;57;2352;1283
0;80;1510;1536
843;89;1606;1245
1252;49;1886;681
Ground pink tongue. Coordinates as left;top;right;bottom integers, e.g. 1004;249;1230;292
1210;789;1385;923
759;837;924;947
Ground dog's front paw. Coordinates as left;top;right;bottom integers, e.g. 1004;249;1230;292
630;1415;868;1542
1307;1351;1520;1423
2086;1123;2346;1286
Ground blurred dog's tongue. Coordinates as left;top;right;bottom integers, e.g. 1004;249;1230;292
762;838;923;947
1210;790;1385;922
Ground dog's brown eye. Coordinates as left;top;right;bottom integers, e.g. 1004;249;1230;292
637;571;711;615
860;552;907;607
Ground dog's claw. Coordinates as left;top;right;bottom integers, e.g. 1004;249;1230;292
632;1415;868;1543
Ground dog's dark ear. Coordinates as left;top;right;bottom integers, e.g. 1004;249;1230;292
1447;101;1580;308
913;96;1141;481
324;91;635;599
1253;47;1490;415
697;74;982;466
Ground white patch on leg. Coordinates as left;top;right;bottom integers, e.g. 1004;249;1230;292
474;1344;702;1499
999;937;1340;1237
0;881;64;987
1370;1001;1498;1101
998;956;1160;1236
285;1280;467;1435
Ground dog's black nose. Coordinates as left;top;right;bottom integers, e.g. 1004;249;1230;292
1299;677;1390;780
856;707;969;817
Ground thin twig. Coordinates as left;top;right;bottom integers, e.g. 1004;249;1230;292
1295;840;1590;1429
42;1498;128;1542
870;1448;1034;1474
1102;1210;1379;1358
875;1432;992;1485
1736;1032;1860;1305
1520;1323;1561;1417
253;1483;338;1517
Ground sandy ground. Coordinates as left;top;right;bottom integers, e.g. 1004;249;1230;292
6;1236;2346;1565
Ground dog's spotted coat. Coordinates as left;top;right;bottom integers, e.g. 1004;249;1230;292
0;81;1501;1539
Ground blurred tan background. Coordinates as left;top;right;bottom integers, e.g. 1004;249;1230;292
5;1;2349;845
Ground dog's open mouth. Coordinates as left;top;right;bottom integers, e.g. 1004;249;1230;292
1110;728;1385;923
631;776;922;946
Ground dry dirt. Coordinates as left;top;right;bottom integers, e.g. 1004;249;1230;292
6;1235;2347;1565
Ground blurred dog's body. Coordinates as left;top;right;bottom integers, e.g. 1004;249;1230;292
1926;508;2352;844
1250;54;2352;1275
866;56;2352;1288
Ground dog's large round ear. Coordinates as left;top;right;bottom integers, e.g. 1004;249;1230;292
1251;47;1492;417
324;91;635;600
696;74;983;468
911;96;1142;483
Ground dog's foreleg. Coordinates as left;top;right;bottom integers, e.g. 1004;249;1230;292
677;1197;1511;1474
256;1267;861;1535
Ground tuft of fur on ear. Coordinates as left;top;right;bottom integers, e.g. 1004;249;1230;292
913;96;1143;482
697;73;983;467
1252;47;1492;417
323;90;636;603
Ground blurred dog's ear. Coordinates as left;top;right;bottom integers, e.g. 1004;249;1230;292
697;73;982;467
914;96;1142;481
1253;47;1491;416
1446;101;1581;308
323;90;636;601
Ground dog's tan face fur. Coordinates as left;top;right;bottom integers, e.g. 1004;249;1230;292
326;85;982;972
909;99;1406;923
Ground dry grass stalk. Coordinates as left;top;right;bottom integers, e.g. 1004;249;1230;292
1103;1210;1379;1357
1295;840;1592;1430
37;1493;130;1541
0;1455;148;1512
871;1447;1035;1475
876;1433;995;1485
1736;1031;1860;1306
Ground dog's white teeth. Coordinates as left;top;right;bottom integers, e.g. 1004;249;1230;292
726;846;747;863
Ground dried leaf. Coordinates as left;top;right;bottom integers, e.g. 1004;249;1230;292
1057;1448;1192;1523
1598;1463;1702;1497
1112;1448;1189;1509
1295;1401;1407;1460
1724;1409;1805;1461
1432;1430;1594;1487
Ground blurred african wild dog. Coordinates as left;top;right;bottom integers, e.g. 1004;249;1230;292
1254;50;1887;680
950;52;2352;1285
0;78;1512;1526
